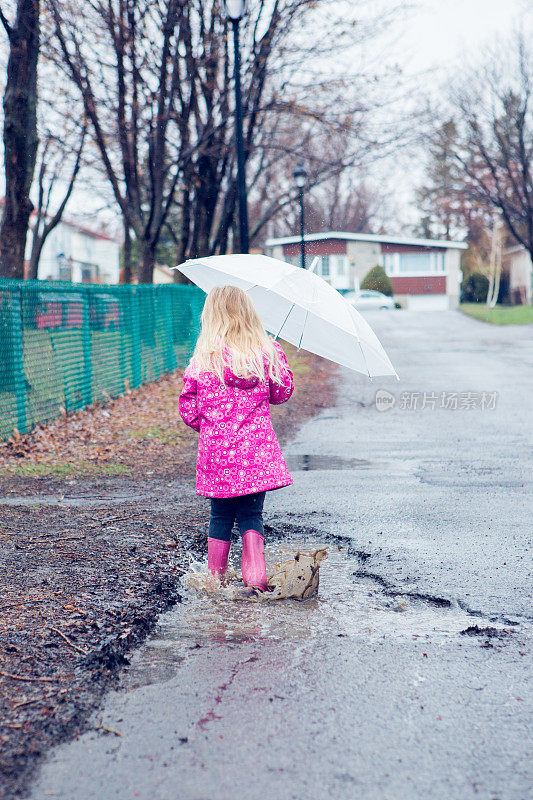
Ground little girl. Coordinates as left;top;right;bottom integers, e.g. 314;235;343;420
178;286;294;591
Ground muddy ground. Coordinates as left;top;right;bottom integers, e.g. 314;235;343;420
0;347;335;800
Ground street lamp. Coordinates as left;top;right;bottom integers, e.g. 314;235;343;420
225;0;249;254
293;162;307;269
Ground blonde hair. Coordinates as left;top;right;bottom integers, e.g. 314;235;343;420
191;286;284;385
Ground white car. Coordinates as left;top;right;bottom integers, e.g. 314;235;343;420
344;290;395;310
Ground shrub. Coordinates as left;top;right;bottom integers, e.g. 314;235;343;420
360;265;394;296
460;272;489;303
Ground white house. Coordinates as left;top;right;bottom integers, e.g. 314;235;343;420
26;216;121;283
502;245;532;304
265;231;468;310
153;263;175;284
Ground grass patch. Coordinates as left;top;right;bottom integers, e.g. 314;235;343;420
0;460;131;478
460;303;533;325
282;342;310;377
126;425;188;445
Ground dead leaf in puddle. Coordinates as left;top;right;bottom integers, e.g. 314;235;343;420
267;548;328;600
182;549;328;601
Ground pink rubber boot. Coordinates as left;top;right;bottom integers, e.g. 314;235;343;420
208;538;231;579
241;530;268;591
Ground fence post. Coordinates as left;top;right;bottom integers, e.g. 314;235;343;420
118;288;127;391
163;287;177;372
130;288;142;388
81;287;92;405
11;287;27;434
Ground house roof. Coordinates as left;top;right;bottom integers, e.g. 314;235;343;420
64;220;120;243
0;197;121;242
265;231;468;250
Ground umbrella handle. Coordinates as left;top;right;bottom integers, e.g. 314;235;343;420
308;257;319;273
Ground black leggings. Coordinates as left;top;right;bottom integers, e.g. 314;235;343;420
208;492;265;542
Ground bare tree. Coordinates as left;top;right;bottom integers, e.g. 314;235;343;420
47;0;189;283
174;0;321;260
0;0;40;279
45;0;410;279
27;121;86;279
445;34;533;259
173;0;408;258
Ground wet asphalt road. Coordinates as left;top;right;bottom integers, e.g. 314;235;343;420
28;310;532;800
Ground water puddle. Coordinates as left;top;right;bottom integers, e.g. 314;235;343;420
284;454;371;471
122;537;508;691
0;492;144;507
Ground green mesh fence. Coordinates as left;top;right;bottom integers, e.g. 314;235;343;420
0;278;205;440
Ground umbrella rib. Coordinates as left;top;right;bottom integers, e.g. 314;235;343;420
358;338;372;378
274;302;296;340
297;308;309;350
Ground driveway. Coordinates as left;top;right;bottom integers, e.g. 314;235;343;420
27;310;532;800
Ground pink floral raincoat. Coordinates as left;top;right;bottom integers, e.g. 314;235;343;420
178;341;294;498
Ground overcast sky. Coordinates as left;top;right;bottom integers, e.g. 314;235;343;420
398;0;529;74
374;0;532;230
2;0;530;237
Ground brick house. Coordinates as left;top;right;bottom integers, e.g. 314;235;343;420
265;231;468;310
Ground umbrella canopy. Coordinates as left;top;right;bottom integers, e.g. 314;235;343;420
173;254;398;379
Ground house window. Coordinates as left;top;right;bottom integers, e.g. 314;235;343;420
398;253;432;273
58;264;72;281
433;252;445;272
384;251;445;275
283;255;300;267
283;253;348;277
384;253;395;274
80;264;99;283
333;255;347;275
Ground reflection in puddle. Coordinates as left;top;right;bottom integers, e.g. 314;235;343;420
122;538;502;691
284;454;371;471
0;493;144;507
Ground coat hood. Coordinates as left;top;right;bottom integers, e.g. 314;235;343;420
223;365;259;390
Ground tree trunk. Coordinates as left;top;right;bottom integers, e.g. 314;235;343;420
27;229;42;279
173;251;192;284
139;240;155;284
120;222;133;284
0;0;40;280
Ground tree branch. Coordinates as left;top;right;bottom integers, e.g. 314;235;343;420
0;4;13;39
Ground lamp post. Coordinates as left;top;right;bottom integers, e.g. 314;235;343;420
225;0;249;254
293;162;307;268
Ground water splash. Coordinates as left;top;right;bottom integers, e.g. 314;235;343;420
181;547;328;602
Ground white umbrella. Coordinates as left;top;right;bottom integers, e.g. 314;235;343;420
173;254;398;379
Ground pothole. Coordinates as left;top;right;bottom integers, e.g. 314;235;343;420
121;531;515;691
